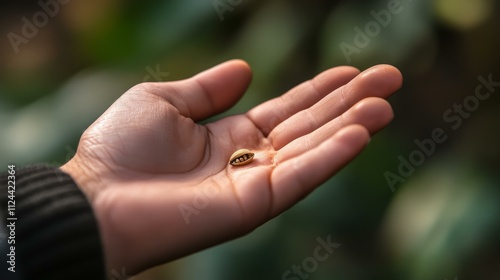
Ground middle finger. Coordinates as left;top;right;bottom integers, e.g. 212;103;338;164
269;65;402;149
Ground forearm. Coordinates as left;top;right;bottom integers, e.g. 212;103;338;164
0;164;106;280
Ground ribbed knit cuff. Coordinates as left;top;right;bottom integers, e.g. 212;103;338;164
0;164;105;280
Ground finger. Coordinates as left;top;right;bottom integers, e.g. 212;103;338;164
247;66;360;135
270;125;370;217
269;64;402;149
144;59;252;121
276;97;393;162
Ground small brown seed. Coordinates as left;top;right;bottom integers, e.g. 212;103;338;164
229;149;255;166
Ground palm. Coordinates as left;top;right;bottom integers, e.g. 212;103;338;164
83;94;279;220
64;60;402;275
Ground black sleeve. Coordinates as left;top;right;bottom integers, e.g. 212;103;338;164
0;164;106;280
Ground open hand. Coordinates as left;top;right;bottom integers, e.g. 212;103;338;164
61;60;402;275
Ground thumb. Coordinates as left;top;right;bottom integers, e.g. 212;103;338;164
151;59;253;121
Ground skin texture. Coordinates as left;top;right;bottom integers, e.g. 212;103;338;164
61;60;403;276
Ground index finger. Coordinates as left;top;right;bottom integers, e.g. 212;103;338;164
246;66;360;136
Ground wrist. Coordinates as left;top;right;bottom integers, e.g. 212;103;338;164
60;154;103;202
61;155;117;276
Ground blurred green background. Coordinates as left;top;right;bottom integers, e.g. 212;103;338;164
1;0;500;279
